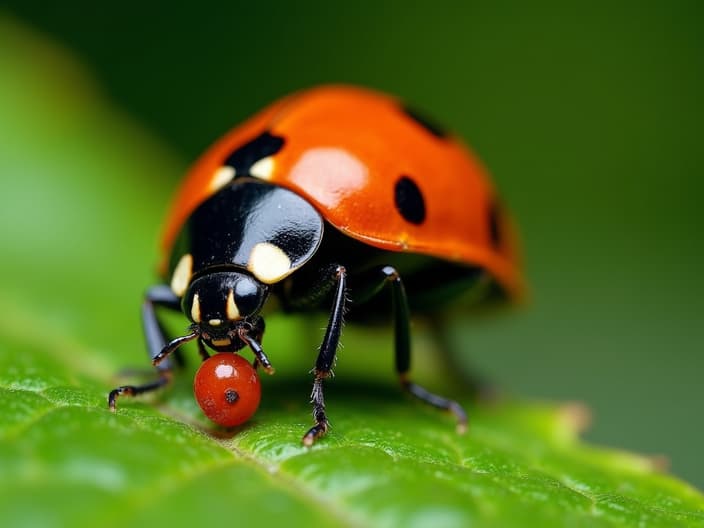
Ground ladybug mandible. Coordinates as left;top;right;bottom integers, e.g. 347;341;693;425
109;85;522;445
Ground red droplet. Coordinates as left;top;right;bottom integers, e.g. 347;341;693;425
193;353;261;427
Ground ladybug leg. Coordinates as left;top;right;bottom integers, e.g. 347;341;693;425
239;327;275;374
240;317;274;373
301;264;348;446
108;373;173;411
355;266;468;433
141;285;182;366
109;285;197;411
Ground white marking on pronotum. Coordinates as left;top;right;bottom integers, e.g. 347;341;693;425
226;289;241;320
209;319;222;326
170;254;193;296
247;242;292;284
249;156;275;180
191;293;202;323
210;166;236;192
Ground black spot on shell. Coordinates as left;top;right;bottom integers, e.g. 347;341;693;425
394;176;426;225
225;389;239;404
488;200;502;248
401;105;448;139
223;131;285;175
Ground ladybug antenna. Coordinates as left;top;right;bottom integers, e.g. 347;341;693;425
151;329;200;367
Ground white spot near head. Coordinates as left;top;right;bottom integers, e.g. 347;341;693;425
249;156;275;180
191;293;202;323
210;166;236;192
209;319;222;326
170;254;193;297
247;242;292;284
289;148;368;209
226;289;241;320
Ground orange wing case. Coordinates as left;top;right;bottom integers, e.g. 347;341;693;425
161;86;522;297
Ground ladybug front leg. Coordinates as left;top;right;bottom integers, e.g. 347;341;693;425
109;285;195;411
302;264;348;446
238;318;275;374
355;266;468;433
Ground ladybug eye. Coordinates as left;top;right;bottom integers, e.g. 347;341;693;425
233;276;265;317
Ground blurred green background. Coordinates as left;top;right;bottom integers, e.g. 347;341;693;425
2;0;702;489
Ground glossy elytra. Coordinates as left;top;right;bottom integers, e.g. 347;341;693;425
108;85;522;445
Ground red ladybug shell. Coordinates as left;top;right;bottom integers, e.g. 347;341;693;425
162;85;522;297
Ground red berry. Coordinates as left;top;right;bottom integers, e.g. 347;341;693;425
193;353;261;427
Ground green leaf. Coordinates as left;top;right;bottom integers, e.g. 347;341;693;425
1;16;702;528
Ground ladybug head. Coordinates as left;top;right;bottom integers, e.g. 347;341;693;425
182;270;268;351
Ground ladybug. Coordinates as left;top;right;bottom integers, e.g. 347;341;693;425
109;85;522;445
